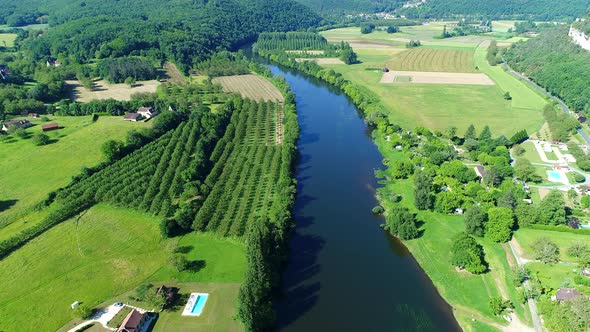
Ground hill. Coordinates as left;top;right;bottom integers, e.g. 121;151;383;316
399;0;590;20
2;0;321;72
504;26;590;113
294;0;404;15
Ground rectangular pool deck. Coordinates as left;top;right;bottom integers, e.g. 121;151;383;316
181;293;209;317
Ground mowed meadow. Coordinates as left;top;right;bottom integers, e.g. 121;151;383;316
321;24;547;136
0;116;150;233
0;204;246;332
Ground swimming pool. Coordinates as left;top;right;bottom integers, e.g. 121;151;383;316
182;293;209;316
547;171;566;183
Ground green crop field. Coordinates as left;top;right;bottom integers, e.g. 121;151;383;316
387;48;476;73
0;116;149;235
0;204;246;332
318;26;547;136
0;33;17;47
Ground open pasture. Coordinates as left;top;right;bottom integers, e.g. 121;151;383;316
0;116;149;234
0;33;17;47
66;79;160;102
212;74;284;102
0;204;245;332
380;70;495;85
386;48;476;73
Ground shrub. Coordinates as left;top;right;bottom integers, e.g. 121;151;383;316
450;232;487;274
372;206;384;215
531;237;560;263
32;132;50;146
489;296;513;315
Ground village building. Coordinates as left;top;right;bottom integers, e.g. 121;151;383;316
28;113;39;118
553;288;582;302
41;123;60;132
137;106;158;119
46;58;62;67
1;119;32;132
123;113;142;122
117;309;147;332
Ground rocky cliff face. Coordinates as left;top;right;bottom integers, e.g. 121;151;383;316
569;27;590;51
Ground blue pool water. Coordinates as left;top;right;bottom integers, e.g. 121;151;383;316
190;294;209;315
548;171;565;182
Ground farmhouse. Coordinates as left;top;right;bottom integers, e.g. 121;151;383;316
137;106;158;119
1;119;32;132
554;288;582;302
117;309;147;332
123;113;142;122
46;58;62;67
41;123;59;132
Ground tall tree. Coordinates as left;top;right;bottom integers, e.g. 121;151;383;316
450;232;486;274
479;125;492;141
537;190;566;225
464;124;476;140
485;207;514;243
464;206;486;237
414;169;434;210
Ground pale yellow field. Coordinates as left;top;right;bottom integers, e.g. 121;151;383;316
66;80;160;102
212;74;284;102
380;71;495;85
295;58;345;65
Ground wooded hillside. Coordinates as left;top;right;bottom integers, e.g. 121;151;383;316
4;0;321;72
504;27;590;113
400;0;590;20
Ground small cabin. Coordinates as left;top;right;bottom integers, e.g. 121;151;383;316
124;113;142;122
42;123;59;132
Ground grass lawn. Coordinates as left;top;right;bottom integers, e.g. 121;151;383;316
519;141;544;164
319;27;546;136
0;33;17;47
152;283;242;332
513;228;590;262
375;136;528;330
0;115;149;234
0;204;246;332
544;150;558;161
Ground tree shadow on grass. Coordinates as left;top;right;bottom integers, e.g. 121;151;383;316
187;259;206;272
175;245;194;254
0;199;17;212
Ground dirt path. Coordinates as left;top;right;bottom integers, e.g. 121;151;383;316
509;238;535;264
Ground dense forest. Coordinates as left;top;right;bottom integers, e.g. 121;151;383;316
2;0;321;73
399;0;590;20
294;0;404;15
504;27;590;114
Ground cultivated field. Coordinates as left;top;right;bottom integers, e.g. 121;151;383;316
286;50;325;55
386;48;477;73
163;62;186;84
0;33;17;47
66;79;160;102
317;25;547;135
1;205;246;332
296;57;345;65
0;116;150;235
380;70;495;85
212;74;284;102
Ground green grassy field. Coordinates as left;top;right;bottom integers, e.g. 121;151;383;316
1;204;246;332
387;48;476;73
0;115;149;234
0;33;17;47
519;141;544;164
376;138;528;331
513;228;590;262
319;26;546;136
153;283;242;332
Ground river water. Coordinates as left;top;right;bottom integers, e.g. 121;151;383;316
268;64;461;332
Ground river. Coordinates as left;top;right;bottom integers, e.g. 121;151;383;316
267;64;461;332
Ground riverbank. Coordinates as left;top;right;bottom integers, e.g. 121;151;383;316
255;51;530;332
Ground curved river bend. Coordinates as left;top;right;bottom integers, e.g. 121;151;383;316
268;64;461;332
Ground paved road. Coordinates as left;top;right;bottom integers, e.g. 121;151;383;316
507;241;543;332
502;62;590;146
